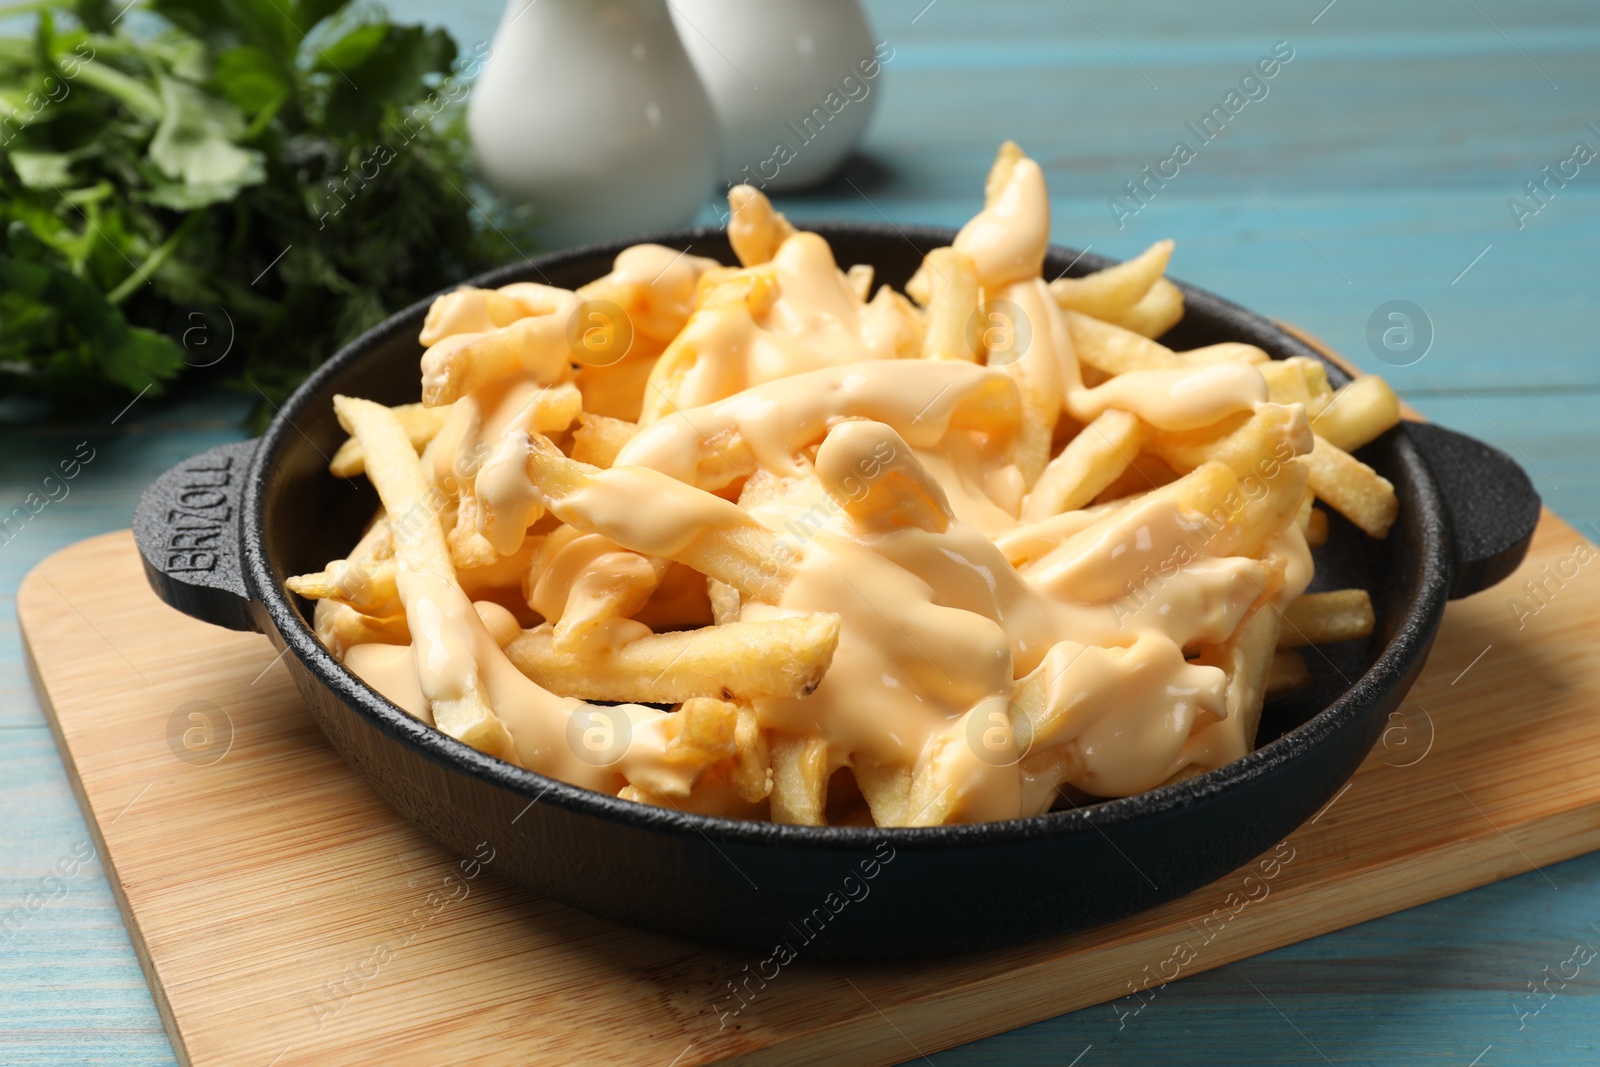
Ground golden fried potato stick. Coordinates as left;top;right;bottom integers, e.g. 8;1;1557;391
1310;376;1403;453
520;433;794;602
1277;589;1375;648
769;734;829;825
1232;464;1311;560
525;526;666;653
852;763;912;827
504;614;840;703
610;700;744;812
636;268;783;424
1093;451;1178;505
726;702;772;804
314;598;409;658
707;577;743;626
1303;434;1398;539
1299;361;1334;417
1266;649;1311;699
920;247;982;361
815;420;953;535
668;696;741;761
333;395;519;761
861;284;928;359
287;556;400;615
1181;342;1270;366
287;512;399;612
1106;277;1185;338
1187;602;1280;768
330;403;452;478
1146;401;1310;480
1305;507;1329;547
1048;239;1173;320
1065;310;1187;375
985;139;1026;203
447;495;503;571
1258;358;1315;407
727;184;798;267
845;263;874;302
420;311;576;407
419;287;530;347
1142;402;1314;556
1021;408;1143;521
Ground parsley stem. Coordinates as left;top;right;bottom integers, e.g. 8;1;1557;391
106;213;197;306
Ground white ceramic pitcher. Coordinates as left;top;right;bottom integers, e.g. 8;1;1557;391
669;0;883;191
468;0;718;247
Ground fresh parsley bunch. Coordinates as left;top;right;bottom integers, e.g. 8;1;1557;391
0;0;527;416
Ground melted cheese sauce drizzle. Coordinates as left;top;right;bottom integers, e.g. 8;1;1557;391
341;152;1315;824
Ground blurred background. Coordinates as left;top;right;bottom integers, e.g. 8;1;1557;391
2;1;1596;1064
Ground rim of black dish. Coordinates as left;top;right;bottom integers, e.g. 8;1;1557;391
243;223;1454;850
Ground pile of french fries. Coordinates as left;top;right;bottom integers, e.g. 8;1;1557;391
290;142;1404;827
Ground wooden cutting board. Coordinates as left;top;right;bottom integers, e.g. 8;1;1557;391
19;515;1600;1067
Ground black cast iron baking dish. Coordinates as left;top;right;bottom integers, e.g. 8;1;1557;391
133;224;1540;957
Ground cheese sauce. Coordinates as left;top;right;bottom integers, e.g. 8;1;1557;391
339;146;1315;824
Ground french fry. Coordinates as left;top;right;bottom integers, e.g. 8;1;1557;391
333;395;519;762
996;282;1063;485
447;494;503;571
330;403;452;477
1226;461;1311;560
815;421;952;534
419;287;530;347
527;527;654;640
1310;376;1403;453
769;734;829;825
669;696;739;762
1065;310;1187;375
1300;359;1334;417
1023;463;1240;591
1106;277;1184;338
1093;451;1177;504
727;184;797;267
845;263;874;302
1277;589;1375;648
722;703;772;805
920;247;982;361
521;433;794;602
1048;239;1172;320
1181;342;1270;366
707;577;743;626
1305;507;1329;547
287;513;399;612
1258;358;1314;407
861;284;927;359
1304;434;1398;539
420;312;575;407
1021;408;1142;521
1266;649;1311;699
1146;402;1311;480
502;381;584;437
505;614;838;702
313;598;409;657
905;256;934;306
1188;602;1280;767
853;763;912;827
287;556;400;615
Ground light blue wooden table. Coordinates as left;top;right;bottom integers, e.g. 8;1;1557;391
3;1;1597;1063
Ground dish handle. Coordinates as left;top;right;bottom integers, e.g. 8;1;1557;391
133;439;262;633
1404;421;1542;599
